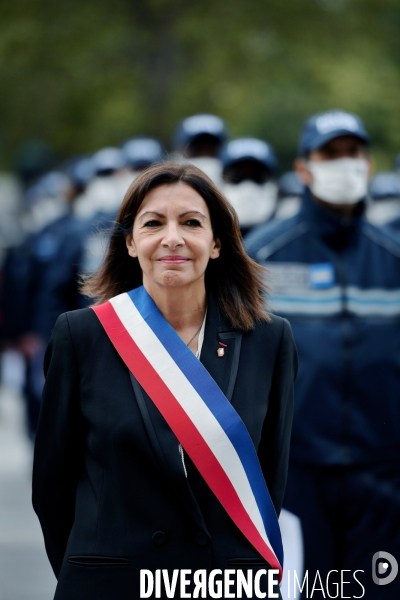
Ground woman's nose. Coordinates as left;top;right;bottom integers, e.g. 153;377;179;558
161;222;184;248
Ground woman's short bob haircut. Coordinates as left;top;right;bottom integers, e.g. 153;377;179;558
81;161;270;331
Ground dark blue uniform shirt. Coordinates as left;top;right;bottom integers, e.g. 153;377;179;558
31;214;89;341
246;190;400;467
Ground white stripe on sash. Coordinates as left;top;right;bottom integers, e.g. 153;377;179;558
110;293;275;558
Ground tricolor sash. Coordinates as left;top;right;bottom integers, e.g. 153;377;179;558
92;286;283;580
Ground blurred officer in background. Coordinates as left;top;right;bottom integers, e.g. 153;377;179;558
73;146;126;220
0;170;72;348
0;172;23;268
0;167;65;363
246;109;400;599
275;171;304;221
21;171;71;234
367;171;400;247
366;171;400;226
78;138;164;278
0;139;58;294
31;159;95;341
121;136;165;175
172;113;228;185
65;155;94;201
72;147;126;278
220;137;279;235
0;167;87;438
118;136;165;202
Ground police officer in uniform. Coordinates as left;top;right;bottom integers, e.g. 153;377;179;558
366;171;400;226
121;136;165;175
220;137;279;236
0;169;85;437
77;139;165;279
246;110;400;599
172;113;228;186
275;171;304;221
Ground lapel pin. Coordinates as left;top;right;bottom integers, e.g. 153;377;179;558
217;341;227;357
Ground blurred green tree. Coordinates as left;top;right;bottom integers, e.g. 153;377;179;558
0;0;399;170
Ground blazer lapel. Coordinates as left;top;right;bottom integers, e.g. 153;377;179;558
130;375;209;533
200;294;243;402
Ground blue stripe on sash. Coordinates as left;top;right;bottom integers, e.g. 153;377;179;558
127;286;283;563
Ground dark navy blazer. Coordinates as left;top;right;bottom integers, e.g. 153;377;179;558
32;295;297;600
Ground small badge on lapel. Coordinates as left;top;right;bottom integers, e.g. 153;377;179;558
217;341;227;357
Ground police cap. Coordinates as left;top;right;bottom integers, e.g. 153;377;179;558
298;109;370;157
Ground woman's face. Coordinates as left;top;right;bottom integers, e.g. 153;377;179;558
126;182;221;292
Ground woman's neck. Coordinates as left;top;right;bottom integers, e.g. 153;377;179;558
143;278;207;332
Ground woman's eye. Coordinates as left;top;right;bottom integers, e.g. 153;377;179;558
184;219;201;227
144;220;162;227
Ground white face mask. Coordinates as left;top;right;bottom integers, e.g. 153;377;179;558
222;180;277;227
308;158;369;205
185;157;223;186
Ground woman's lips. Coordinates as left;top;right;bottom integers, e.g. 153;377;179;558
158;256;190;264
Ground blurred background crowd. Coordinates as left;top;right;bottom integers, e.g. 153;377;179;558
0;0;400;599
1;113;399;440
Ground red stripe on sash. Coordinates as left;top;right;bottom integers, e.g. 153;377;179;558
93;301;281;577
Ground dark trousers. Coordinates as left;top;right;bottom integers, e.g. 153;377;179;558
284;462;400;599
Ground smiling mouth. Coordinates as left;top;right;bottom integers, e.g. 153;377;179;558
158;256;190;264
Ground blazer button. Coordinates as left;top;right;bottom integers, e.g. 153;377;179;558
152;531;167;546
195;531;208;546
